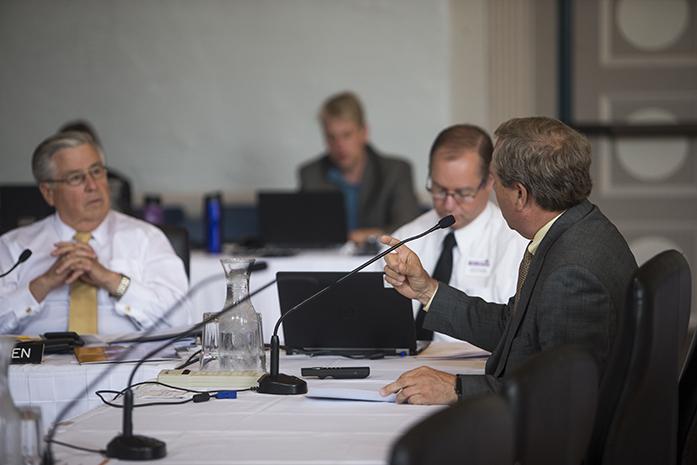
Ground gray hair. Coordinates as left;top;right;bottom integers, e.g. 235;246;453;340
493;117;592;211
31;131;105;183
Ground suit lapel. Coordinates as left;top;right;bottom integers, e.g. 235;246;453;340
493;200;595;377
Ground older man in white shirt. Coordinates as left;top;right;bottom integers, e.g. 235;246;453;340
391;124;527;342
0;131;189;335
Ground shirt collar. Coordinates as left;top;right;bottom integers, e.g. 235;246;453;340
452;201;494;247
528;211;565;255
90;211;112;246
51;210;112;245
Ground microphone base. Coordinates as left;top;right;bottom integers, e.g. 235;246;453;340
106;434;167;461
257;372;308;395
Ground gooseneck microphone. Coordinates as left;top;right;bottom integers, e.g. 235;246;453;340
0;249;32;277
256;214;455;395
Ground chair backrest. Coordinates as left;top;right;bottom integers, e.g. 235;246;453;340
504;345;598;465
595;249;688;465
389;393;514;465
680;326;697;465
107;169;133;215
159;225;190;280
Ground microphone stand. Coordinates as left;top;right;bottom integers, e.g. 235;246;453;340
41;272;243;464
104;277;278;461
256;215;455;395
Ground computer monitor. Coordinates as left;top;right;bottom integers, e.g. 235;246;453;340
0;185;54;235
257;191;347;248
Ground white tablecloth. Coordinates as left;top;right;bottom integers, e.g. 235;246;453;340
51;353;486;464
189;250;372;344
9;355;178;432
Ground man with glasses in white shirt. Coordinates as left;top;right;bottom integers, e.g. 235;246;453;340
390;124;528;342
0;131;189;335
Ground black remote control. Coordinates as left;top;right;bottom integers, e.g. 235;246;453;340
301;366;370;379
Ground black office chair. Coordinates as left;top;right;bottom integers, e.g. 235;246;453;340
159;224;190;280
675;253;694;465
504;345;598;465
389;393;514;465
107;169;133;215
588;250;688;465
680;331;697;465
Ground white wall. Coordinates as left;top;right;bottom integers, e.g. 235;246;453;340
0;0;490;213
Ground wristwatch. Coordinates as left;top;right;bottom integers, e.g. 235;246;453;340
112;274;131;300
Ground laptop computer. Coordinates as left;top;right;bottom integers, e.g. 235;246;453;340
276;271;424;356
257;191;347;249
0;185;54;235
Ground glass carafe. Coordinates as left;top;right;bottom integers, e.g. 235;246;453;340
217;257;266;373
0;337;43;465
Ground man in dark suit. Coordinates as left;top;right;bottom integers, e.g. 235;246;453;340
379;116;637;404
299;92;420;244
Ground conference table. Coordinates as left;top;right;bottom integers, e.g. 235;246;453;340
9;248;487;463
50;351;486;464
9;354;178;433
9;249;369;430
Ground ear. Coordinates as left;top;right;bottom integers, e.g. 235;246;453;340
38;182;55;207
513;182;529;211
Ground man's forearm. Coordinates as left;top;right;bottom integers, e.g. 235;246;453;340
29;276;51;303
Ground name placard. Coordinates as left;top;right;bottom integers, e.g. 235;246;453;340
10;341;44;364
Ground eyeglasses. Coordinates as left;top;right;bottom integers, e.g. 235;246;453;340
45;164;108;187
426;177;486;203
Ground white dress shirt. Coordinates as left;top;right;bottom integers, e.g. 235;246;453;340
0;211;190;335
390;202;528;342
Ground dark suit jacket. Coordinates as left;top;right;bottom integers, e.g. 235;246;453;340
298;145;421;233
424;200;637;397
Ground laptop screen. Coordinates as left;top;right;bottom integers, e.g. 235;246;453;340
257;191;347;248
0;185;54;235
276;271;418;355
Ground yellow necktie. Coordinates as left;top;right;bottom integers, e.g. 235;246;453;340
68;232;98;334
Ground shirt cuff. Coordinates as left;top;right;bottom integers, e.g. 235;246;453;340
12;287;41;322
423;283;439;312
112;279;151;329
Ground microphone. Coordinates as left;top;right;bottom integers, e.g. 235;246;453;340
0;249;32;278
256;214;455;395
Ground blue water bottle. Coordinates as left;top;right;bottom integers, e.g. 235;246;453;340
204;192;223;253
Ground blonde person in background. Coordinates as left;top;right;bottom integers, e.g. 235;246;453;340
299;91;421;245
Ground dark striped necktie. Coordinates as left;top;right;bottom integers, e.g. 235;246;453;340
414;232;457;341
512;244;534;314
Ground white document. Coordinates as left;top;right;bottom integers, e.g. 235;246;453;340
306;386;396;403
